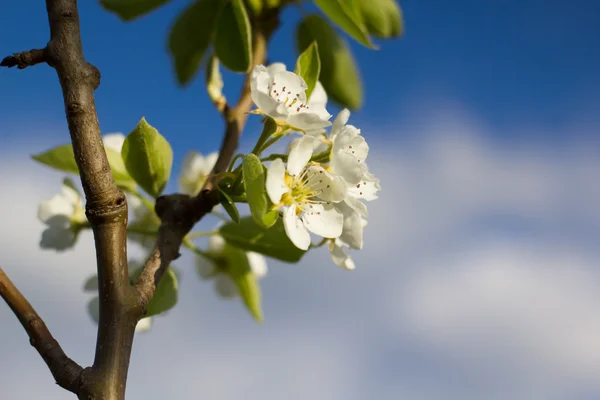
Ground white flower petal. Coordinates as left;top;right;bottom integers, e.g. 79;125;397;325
287;110;332;131
345;195;368;218
302;203;343;239
215;275;239;298
338;204;364;250
247;252;268;279
272;71;308;104
202;152;219;175
38;194;74;224
304;166;347;203
283;205;311;250
331;109;351;140
287;136;315;176
266;62;287;75
102;133;125;153
329;239;356;270
61;183;81;205
308;81;327;108
266;158;288;204
135;317;152;333
348;170;380;201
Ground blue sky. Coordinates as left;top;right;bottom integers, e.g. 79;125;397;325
2;1;600;399
2;0;599;152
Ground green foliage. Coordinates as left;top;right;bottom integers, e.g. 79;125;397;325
243;154;278;228
143;268;179;317
32;143;137;190
219;217;305;262
215;0;252;73
121;118;173;198
312;0;375;48
297;14;363;109
294;41;321;100
357;0;403;38
100;0;171;21
218;186;241;223
32;144;79;174
168;0;223;86
226;246;263;322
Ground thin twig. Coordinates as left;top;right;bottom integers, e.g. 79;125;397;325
0;265;83;394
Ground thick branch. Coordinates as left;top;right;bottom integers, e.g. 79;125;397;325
0;266;83;394
43;1;133;398
1;49;46;69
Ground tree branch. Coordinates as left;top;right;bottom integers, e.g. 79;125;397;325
0;49;47;69
0;265;83;394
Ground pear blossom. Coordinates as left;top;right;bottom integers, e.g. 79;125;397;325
250;63;332;132
38;181;86;251
197;235;268;299
179;151;219;195
328;216;368;271
266;136;347;250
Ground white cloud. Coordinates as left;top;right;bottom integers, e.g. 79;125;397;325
1;108;600;400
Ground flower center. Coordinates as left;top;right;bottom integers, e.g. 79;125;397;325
268;81;310;113
279;167;329;215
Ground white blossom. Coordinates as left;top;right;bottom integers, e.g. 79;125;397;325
135;317;153;333
197;235;268;299
179;151;219;196
266;136;347;250
102;132;125;152
38;181;86;251
250;63;332;132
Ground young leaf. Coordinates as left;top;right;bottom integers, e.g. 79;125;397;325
312;0;375;48
168;0;223;86
219;217;305;262
100;0;171;21
106;148;137;191
88;296;100;323
294;41;321;100
145;268;178;317
243;154;276;228
32;144;78;174
205;54;225;104
218;186;240;223
122;118;173;198
214;0;252;73
226;246;263;322
83;275;98;292
357;0;404;38
297;14;363;109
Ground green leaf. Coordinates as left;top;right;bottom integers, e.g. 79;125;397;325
297;14;363;109
145;268;178;317
226;246;263;322
243;154;277;228
312;0;375;48
294;41;321;100
219;217;305;262
218;186;240;223
122;118;173;198
168;0;223;86
106;148;137;191
100;0;171;21
357;0;403;38
214;0;252;73
32;144;78;174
